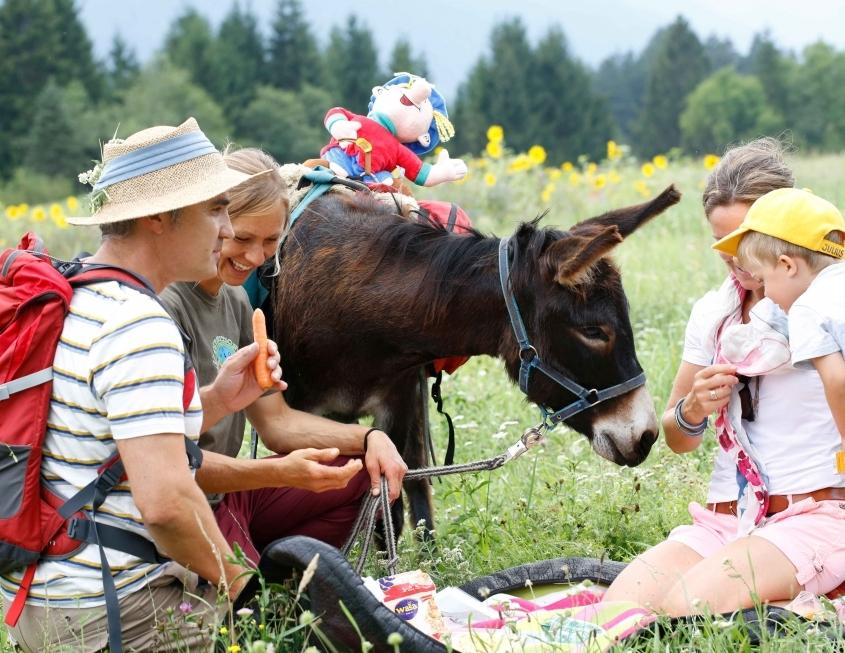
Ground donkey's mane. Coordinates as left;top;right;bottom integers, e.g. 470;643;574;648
304;194;569;324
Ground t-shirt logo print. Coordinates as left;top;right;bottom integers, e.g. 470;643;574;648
211;336;238;370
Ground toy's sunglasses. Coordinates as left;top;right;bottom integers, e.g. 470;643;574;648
399;93;422;110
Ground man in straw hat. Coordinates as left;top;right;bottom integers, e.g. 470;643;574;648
2;118;282;651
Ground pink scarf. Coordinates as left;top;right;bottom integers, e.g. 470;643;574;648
711;276;790;534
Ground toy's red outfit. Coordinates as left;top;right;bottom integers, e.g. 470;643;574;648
321;108;432;185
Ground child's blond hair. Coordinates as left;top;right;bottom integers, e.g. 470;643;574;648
737;229;845;273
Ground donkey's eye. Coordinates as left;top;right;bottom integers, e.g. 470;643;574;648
580;326;609;342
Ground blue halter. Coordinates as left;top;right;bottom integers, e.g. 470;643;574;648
497;237;646;427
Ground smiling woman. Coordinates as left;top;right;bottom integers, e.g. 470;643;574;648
215;148;288;288
158;147;406;572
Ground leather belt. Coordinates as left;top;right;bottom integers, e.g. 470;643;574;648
707;487;845;517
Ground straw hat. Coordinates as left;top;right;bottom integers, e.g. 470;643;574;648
69;117;255;226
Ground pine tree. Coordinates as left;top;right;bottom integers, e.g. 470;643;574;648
746;32;793;129
449;58;492;156
163;8;217;95
117;61;232;147
633;16;710;157
51;0;105;101
0;0;103;177
387;38;429;78
703;35;740;70
527;28;613;162
323;15;383;109
108;34;140;96
213;3;265;122
22;79;88;179
791;42;845;150
594;53;644;141
267;0;323;90
237;84;331;163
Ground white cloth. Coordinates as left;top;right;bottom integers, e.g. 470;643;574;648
789;262;845;368
716;309;790;534
683;277;843;502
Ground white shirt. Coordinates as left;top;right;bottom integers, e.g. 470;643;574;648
789;262;845;368
0;281;203;608
683;278;843;500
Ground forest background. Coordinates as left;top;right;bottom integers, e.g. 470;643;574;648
1;0;844;205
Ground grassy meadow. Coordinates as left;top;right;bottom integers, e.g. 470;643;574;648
2;143;844;651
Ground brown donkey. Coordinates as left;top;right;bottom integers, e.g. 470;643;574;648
264;185;681;534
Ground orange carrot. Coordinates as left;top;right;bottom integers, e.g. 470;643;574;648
252;308;273;390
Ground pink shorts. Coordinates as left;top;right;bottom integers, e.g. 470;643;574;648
667;499;845;595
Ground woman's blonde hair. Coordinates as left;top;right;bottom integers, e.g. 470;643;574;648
222;147;288;276
223;146;289;227
702;137;794;218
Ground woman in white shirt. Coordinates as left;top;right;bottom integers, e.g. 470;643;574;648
604;138;845;615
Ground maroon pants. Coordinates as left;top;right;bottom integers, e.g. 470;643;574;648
213;455;371;563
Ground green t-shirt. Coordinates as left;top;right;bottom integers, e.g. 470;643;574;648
160;282;254;460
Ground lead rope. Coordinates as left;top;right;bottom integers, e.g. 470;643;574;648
341;425;547;576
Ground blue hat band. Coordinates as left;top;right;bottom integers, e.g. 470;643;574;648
94;132;218;191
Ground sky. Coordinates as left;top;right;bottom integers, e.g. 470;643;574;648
78;0;845;98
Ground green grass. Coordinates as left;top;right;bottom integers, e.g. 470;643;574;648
2;152;844;651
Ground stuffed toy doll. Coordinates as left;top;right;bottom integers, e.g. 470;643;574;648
321;73;467;188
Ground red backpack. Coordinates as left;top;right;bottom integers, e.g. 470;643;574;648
0;233;200;649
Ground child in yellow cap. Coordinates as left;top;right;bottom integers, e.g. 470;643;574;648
713;187;845;471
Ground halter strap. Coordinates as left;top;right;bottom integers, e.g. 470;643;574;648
497;237;646;427
94;132;218;191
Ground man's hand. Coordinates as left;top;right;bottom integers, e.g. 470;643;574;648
271;448;363;492
364;430;408;502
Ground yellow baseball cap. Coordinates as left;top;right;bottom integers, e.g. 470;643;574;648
712;188;845;259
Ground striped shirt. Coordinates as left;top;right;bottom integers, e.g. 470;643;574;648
0;281;202;608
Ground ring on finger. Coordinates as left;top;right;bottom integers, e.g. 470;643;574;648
709;389;718;401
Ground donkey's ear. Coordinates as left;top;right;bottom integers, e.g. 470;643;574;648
543;225;623;285
575;184;681;238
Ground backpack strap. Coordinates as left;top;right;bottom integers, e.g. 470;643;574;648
0;368;54;400
446;203;459;232
57;437;202;523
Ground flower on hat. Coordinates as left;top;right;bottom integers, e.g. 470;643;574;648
78;159;109;214
78;160;104;187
